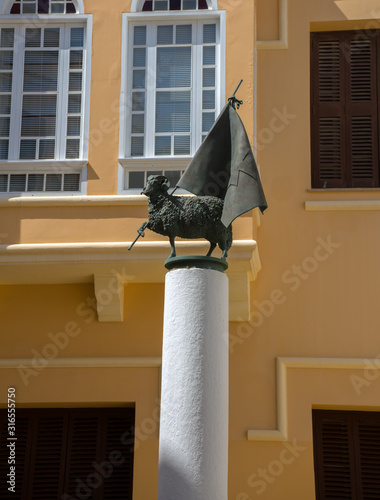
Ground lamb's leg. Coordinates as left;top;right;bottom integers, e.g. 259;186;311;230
207;242;217;257
169;236;176;258
219;240;228;260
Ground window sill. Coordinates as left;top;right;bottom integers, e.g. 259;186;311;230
307;188;380;193
126;10;223;21
119;157;191;169
0;14;89;22
305;200;380;211
0;160;87;172
0;194;148;207
305;188;380;211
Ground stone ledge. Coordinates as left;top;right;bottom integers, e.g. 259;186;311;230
305;200;380;211
0;240;261;322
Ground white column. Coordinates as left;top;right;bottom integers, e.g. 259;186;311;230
158;261;229;500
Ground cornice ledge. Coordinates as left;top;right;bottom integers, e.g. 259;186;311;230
0;240;260;291
305;200;380;211
0;240;261;322
0;357;162;368
0;239;257;258
0;195;148;207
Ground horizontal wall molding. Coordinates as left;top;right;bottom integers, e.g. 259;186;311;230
305;200;380;211
0;195;148;207
0;240;260;319
0;357;162;369
0;160;86;172
247;357;380;442
256;0;288;50
0;239;260;285
0;239;257;262
119;157;191;169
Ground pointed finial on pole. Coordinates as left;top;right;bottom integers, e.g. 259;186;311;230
228;79;243;109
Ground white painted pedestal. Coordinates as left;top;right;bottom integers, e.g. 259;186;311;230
158;257;229;500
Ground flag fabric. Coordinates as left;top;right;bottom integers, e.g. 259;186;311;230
177;102;268;228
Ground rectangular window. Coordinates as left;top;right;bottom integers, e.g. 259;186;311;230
0;23;86;162
0;171;80;192
126;19;220;159
0;407;135;499
311;30;380;188
125;167;185;189
312;409;380;499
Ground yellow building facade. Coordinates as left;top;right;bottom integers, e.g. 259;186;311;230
0;0;380;498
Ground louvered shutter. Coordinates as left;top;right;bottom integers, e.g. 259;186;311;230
100;409;135;499
0;407;135;499
311;33;347;188
347;36;378;187
355;414;380;498
313;410;380;500
28;410;68;499
313;411;357;498
311;31;379;188
63;410;103;499
63;408;135;500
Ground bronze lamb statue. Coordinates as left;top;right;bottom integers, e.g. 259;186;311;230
134;175;233;260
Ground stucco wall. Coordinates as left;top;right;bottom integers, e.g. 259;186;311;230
1;0;380;499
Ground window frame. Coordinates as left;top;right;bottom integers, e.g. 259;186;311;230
118;9;226;195
0;406;135;498
312;409;380;499
0;11;92;196
310;29;380;189
130;0;218;12
0;0;85;15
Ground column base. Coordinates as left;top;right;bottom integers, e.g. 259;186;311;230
165;255;228;273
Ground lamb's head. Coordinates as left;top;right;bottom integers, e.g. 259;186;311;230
141;175;171;198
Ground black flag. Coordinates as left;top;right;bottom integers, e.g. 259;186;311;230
177;102;268;228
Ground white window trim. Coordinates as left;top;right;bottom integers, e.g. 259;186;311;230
0;159;87;196
0;161;87;196
0;14;92;196
130;0;218;13
118;156;190;195
118;10;226;195
0;0;85;15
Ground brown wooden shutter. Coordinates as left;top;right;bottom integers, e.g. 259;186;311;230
63;410;103;499
63;408;135;500
311;33;347;188
347;36;379;187
0;407;135;499
311;31;379;188
28;410;69;499
313;410;380;500
101;409;135;499
355;414;380;498
313;411;356;498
